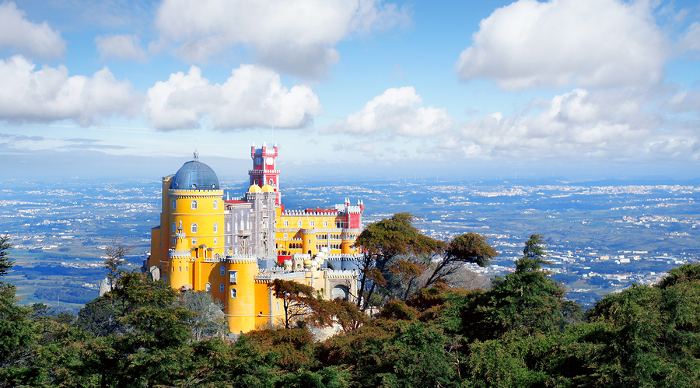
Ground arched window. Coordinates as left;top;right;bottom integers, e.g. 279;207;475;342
213;223;218;233
213;200;218;209
205;282;211;292
230;288;237;299
191;223;198;233
219;283;224;293
191;200;198;210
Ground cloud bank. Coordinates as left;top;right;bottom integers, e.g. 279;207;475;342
146;65;321;130
456;0;665;89
0;2;65;59
334;87;452;136
154;0;409;77
0;56;139;125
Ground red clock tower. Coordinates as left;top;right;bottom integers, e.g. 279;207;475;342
249;143;281;205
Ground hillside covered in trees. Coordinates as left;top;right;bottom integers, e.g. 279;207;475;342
0;214;699;387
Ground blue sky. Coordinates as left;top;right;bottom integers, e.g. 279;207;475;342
1;0;699;181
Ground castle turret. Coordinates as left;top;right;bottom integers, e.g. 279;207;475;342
151;153;225;292
169;222;192;290
249;144;281;205
224;257;258;333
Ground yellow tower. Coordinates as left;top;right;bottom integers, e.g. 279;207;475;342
169;221;193;290
148;154;225;294
224;257;258;333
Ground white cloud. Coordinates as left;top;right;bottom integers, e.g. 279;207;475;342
96;34;147;61
334;87;452;137
146;64;321;130
453;89;700;160
0;2;65;58
154;0;409;77
0;55;139;125
680;22;700;52
456;0;665;89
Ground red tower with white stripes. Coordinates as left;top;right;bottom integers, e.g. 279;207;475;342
249;144;281;205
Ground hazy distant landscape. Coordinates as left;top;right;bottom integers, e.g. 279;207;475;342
2;177;698;311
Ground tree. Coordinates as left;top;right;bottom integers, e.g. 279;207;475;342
319;320;457;386
82;272;195;387
424;232;497;288
179;291;227;341
321;299;368;333
353;213;443;310
0;235;12;277
519;233;547;270
0;236;40;387
272;279;323;329
103;243;128;293
462;235;570;339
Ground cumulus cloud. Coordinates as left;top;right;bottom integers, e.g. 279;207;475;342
456;0;665;89
0;55;139;125
0;2;65;58
452;89;700;160
333;87;452;137
96;34;147;61
154;0;409;77
145;64;321;130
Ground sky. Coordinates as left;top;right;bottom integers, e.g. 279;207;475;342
1;0;700;181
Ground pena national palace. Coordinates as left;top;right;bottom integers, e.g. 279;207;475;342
144;144;364;333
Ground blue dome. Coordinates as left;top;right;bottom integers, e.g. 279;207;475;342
170;159;220;190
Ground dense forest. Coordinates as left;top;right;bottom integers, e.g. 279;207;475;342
0;214;699;387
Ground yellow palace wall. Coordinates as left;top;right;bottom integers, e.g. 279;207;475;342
275;211;361;256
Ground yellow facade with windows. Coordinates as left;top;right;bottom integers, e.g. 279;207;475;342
275;208;361;257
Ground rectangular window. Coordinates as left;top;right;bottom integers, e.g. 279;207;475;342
219;283;224;293
283;233;288;239
213;200;218;209
310;220;315;227
284;220;289;227
213;238;218;245
229;270;238;284
298;220;302;227
231;288;237;299
324;221;328;227
220;265;225;276
213;223;218;233
191;239;197;246
205;283;211;292
191;223;198;233
191;200;198;209
171;199;176;209
171;222;176;233
226;223;231;232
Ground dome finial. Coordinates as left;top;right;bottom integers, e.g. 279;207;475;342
193;150;199;160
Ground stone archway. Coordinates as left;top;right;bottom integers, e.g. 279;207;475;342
331;285;350;301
